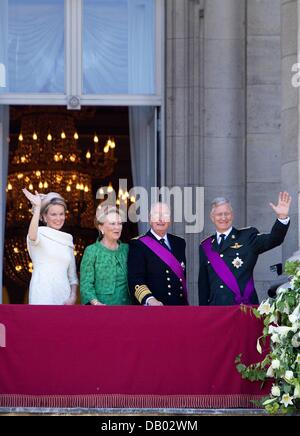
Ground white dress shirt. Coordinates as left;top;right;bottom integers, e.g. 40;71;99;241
216;218;290;245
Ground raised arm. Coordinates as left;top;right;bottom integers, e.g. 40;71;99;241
22;189;42;241
269;191;292;220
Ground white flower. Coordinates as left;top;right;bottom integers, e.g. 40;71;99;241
291;322;300;333
292;332;300;348
271;334;280;344
294;383;300;399
258;301;272;316
284;370;294;381
289;314;298;324
277;287;287;295
268;325;275;334
272;326;292;337
281;393;294;408
271;359;280;370
289;304;300;324
271;385;281;397
237;260;300;413
266;366;274;378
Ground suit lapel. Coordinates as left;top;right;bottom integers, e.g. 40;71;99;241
211;235;219;252
219;228;239;253
167;233;176;255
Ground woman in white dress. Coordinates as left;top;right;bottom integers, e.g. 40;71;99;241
22;189;78;305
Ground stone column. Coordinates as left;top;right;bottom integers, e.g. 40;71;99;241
246;0;282;299
281;0;299;261
203;0;246;234
0;106;9;304
165;0;246;303
165;0;205;303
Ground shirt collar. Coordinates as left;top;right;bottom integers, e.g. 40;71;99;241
150;229;168;243
216;227;233;240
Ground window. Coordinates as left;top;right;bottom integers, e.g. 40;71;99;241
83;0;155;95
0;0;163;105
1;0;65;94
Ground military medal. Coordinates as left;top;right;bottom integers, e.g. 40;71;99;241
230;243;243;249
232;256;244;269
181;262;185;270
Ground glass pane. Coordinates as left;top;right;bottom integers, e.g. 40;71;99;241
0;0;65;94
83;0;155;95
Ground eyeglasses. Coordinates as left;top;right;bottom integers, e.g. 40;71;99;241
213;212;232;218
151;214;171;220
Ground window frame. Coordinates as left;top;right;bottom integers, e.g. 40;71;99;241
0;0;164;108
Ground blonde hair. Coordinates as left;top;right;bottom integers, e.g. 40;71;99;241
95;204;124;225
95;205;124;239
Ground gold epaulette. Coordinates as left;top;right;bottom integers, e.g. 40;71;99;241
200;234;213;244
131;233;146;241
134;284;152;304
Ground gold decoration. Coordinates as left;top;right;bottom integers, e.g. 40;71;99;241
230;243;243;249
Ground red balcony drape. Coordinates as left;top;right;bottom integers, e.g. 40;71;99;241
0;305;269;409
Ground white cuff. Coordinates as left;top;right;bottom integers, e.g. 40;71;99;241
145;296;155;306
278;217;290;225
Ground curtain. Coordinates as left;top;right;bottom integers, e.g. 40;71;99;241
129;106;157;233
0;106;9;304
5;0;64;93
83;0;155;95
0;0;8;91
128;0;155;94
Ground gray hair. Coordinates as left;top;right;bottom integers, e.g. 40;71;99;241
210;197;232;213
149;202;171;218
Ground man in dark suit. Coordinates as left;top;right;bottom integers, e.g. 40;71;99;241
128;202;188;306
198;192;291;306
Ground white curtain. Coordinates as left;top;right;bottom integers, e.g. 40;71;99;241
128;0;155;94
83;0;155;95
0;106;9;304
0;1;8;92
4;0;64;93
129;106;157;233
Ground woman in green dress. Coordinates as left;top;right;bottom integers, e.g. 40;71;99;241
80;205;131;305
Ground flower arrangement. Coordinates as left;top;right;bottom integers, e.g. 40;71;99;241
236;260;300;414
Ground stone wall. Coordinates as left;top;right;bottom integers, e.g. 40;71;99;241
165;0;296;303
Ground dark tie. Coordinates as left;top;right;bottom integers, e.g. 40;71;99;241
159;238;170;251
219;234;226;250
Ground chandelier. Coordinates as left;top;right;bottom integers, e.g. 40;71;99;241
4;108;118;289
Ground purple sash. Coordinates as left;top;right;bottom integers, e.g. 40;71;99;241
140;236;188;303
202;238;255;304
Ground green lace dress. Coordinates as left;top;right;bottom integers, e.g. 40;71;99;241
80;240;132;305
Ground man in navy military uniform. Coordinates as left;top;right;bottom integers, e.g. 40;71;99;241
128;202;188;306
198;192;291;306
